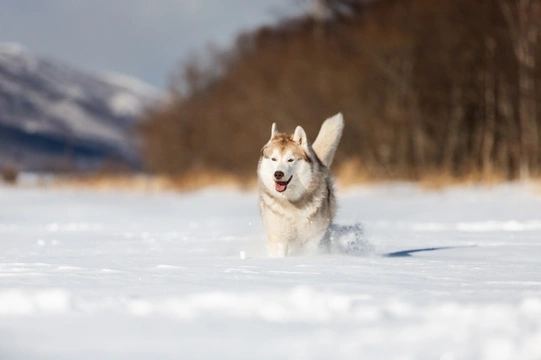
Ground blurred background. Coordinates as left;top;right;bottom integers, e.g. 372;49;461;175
1;0;541;187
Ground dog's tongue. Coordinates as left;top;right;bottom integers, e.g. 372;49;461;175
275;182;287;192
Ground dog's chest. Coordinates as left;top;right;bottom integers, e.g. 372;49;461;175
260;198;330;243
261;193;324;221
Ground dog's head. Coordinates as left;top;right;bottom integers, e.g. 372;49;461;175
258;123;315;199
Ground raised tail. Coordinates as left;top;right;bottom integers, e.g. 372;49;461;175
312;112;344;168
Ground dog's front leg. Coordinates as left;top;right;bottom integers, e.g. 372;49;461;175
268;241;288;257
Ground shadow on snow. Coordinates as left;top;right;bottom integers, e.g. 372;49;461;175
383;245;476;258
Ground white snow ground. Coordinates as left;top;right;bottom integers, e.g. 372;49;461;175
0;183;540;360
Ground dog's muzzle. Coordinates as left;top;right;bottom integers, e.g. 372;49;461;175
274;175;292;193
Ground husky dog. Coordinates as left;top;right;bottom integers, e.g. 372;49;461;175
257;113;344;257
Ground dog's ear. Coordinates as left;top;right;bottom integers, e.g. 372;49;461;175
270;123;279;140
293;125;309;149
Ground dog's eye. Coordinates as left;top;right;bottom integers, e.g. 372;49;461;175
287;159;294;162
271;157;277;161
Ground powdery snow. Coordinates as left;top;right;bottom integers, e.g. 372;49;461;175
0;183;540;360
100;72;160;117
0;43;27;56
0;43;158;171
99;72;159;98
108;92;143;117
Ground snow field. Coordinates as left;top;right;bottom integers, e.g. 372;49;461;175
0;184;540;359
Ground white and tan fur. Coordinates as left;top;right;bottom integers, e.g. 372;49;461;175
257;113;344;257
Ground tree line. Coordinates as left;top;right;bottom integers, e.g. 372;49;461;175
141;0;541;182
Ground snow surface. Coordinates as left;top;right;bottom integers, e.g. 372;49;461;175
0;43;30;58
99;72;159;99
1;183;540;360
99;72;160;117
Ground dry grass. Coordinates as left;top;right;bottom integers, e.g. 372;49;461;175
42;159;538;192
335;159;389;186
52;170;257;192
334;158;514;190
53;174;173;191
1;166;19;185
416;170;510;190
534;180;541;194
168;169;257;192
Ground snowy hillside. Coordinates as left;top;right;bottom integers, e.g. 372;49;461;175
0;183;540;359
0;43;158;172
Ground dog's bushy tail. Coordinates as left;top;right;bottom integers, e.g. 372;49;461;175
312;113;344;168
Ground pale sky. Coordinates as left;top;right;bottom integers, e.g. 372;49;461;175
0;0;301;88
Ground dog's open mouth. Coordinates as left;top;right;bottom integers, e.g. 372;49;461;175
275;176;292;193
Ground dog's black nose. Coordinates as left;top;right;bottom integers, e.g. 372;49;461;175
274;171;284;180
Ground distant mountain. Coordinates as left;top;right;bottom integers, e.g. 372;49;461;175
0;43;158;172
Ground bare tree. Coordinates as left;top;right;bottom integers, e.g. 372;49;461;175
482;38;497;177
142;0;541;183
500;0;541;178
